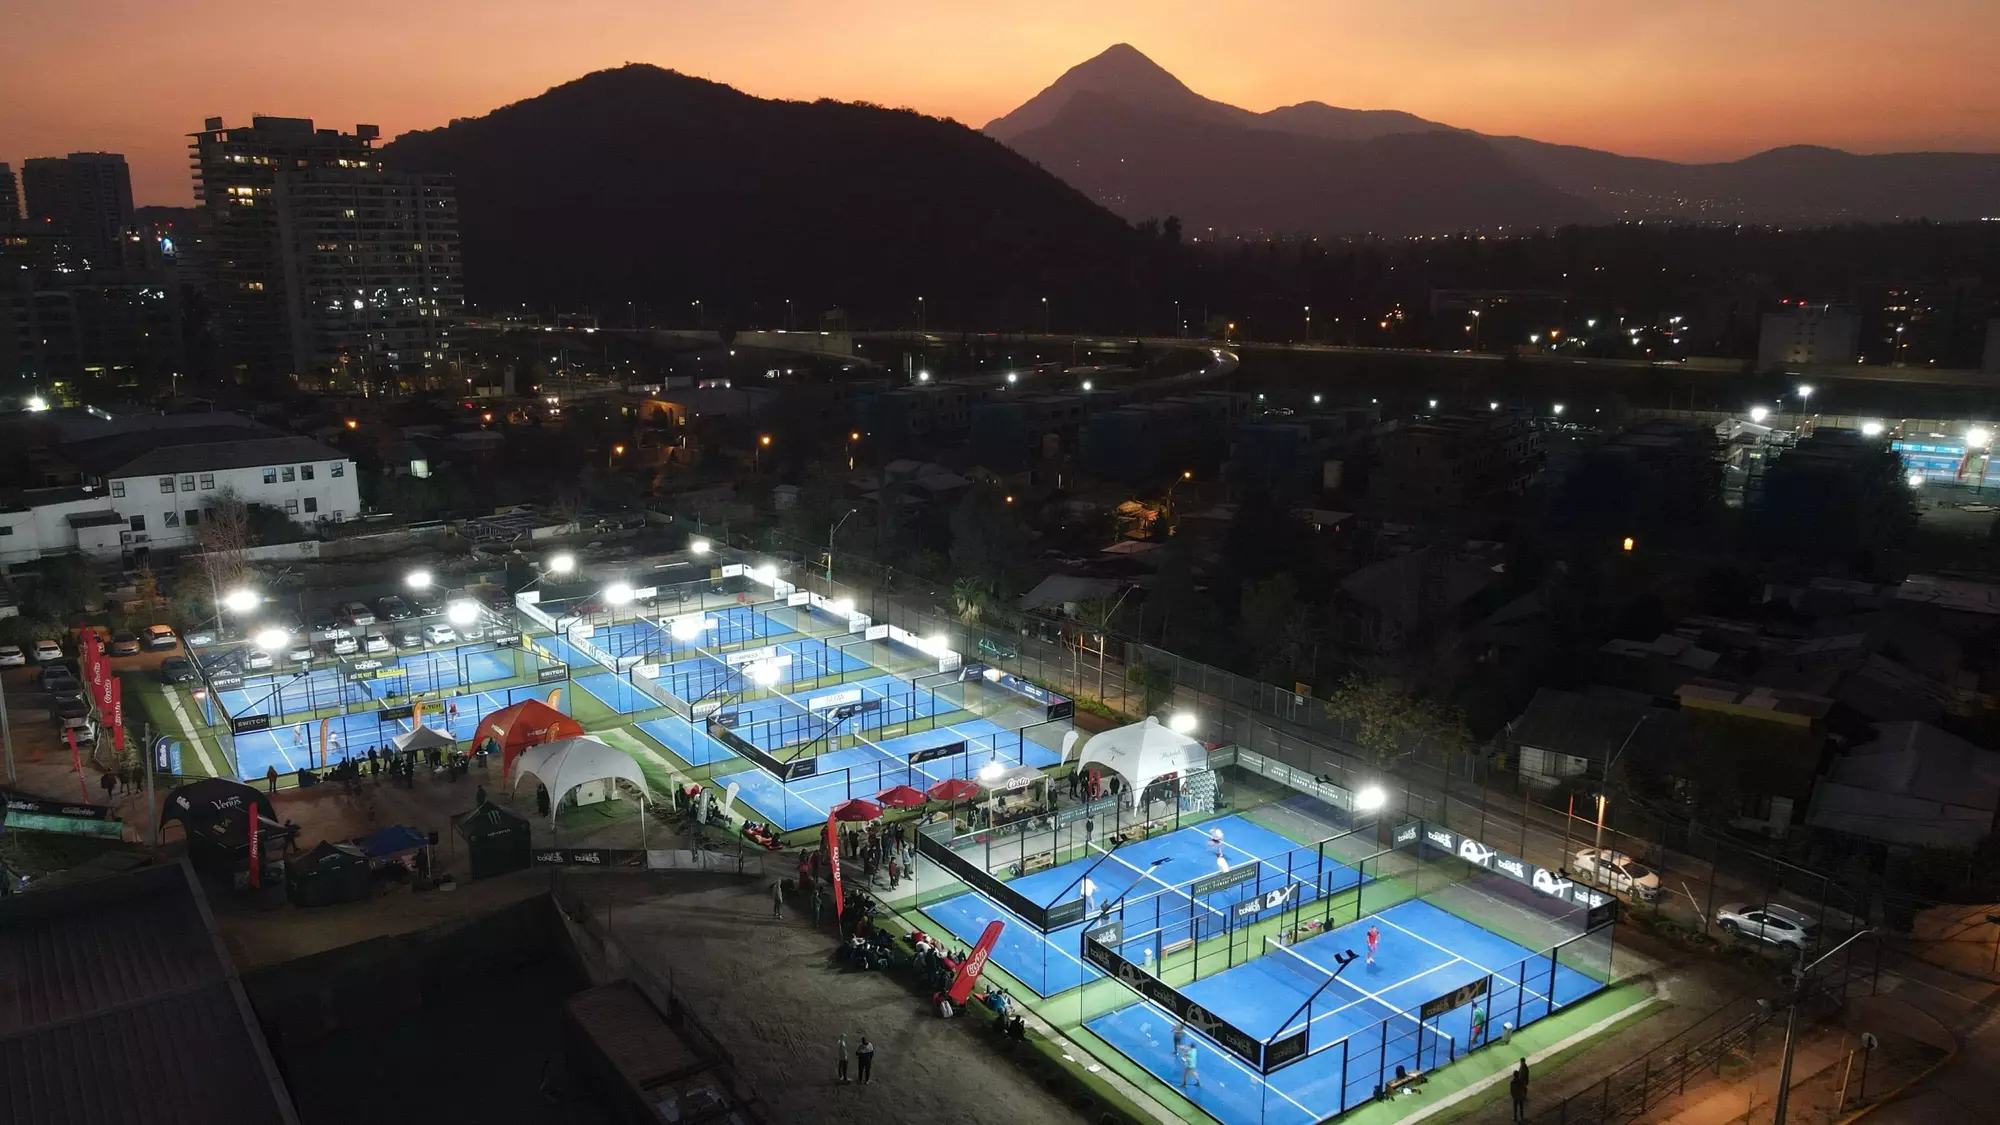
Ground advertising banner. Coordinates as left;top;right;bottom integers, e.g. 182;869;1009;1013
1082;933;1268;1071
110;677;125;753
946;920;1006;1004
824;812;845;919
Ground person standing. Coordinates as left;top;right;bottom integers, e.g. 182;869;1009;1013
1509;1059;1529;1122
771;880;784;919
266;764;279;794
888;855;900;890
1366;923;1381;966
475;782;487;807
98;770;117;802
1171;1020;1187;1058
855;1035;874;1084
1470;1002;1488;1046
1178;1042;1201;1089
836;1033;850;1084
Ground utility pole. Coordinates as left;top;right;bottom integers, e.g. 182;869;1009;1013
1;672;14;784
827;508;858;592
1774;929;1878;1125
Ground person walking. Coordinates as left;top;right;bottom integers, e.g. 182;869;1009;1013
1171;1020;1187;1058
475;782;487;807
812;884;824;925
1509;1059;1529;1122
771;880;784;919
98;770;117;802
1178;1042;1201;1089
1470;1002;1488;1046
888;855;900;890
855;1035;874;1084
836;1033;850;1084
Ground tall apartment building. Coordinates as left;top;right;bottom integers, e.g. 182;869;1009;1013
1757;304;1859;371
20;152;135;267
1374;412;1539;510
190;116;463;386
0;164;19;228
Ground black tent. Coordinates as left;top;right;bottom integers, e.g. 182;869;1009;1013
159;777;276;841
286;841;371;907
455;801;531;881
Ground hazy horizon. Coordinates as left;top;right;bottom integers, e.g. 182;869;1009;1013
4;0;1997;206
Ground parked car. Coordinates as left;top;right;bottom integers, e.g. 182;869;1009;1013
143;624;178;650
330;635;359;656
458;620;488;643
410;592;444;617
1570;848;1662;902
52;697;91;721
339;601;377;627
45;674;84;701
977;636;1018;662
0;643;23;667
375;596;415;621
421;623;458;646
394;627;424;650
363;633;392;654
158;656;196;684
309;610;341;638
32;640;63;663
60;716;97;744
244;649;274;671
287;643;314;664
109;630;141;657
1716;903;1819;952
38;663;78;691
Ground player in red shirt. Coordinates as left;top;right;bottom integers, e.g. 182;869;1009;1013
1366;923;1381;966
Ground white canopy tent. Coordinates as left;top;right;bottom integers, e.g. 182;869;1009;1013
508;736;652;844
392;726;458;754
1078;716;1208;794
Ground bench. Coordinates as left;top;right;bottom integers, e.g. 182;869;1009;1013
1019;851;1055;875
1162;937;1195;958
1382;1069;1427;1098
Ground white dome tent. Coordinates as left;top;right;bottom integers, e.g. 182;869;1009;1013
508;736;652;846
392;725;458;755
1077;715;1208;799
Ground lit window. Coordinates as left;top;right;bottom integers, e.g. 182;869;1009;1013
262;468;276;484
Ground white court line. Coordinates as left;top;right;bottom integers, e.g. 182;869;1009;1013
1270;947;1468;1041
1105;994;1320;1121
1375;911;1555;1006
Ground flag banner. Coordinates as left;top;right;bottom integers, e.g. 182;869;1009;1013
824;812;845;919
947;920;1006;1005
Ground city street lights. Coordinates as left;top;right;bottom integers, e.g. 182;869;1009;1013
1772;929;1881;1125
221;588;260;615
1469;309;1482;352
1797;384;1815;408
447;600;480;628
692;299;703;329
1040;296;1049;335
252;627;291;653
754;434;772;473
917;296;925;333
1354;785;1388;813
603;583;635;607
549;553;577;576
1303;305;1311;342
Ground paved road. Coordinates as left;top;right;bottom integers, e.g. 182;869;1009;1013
1860;953;2000;1125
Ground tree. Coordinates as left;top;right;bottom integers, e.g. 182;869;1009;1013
948;485;1028;586
1162;215;1182;248
1127;660;1175;715
194;488;257;601
1324;677;1475;767
953;576;993;624
1239;573;1320;685
27;554;93;620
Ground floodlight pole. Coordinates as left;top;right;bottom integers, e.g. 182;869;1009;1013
1774;929;1878;1125
827;509;858;590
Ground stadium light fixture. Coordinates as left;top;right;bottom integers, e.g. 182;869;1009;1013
446;600;479;627
1355;785;1388;812
978;755;1004;781
669;615;707;641
603;583;635;606
406;569;433;590
1861;421;1885;437
253;627;291;652
830;598;855;617
749;661;781;686
548;552;577;575
1169;712;1197;735
1908;472;1926;489
688;538;711;556
1968;427;1991;450
26;395;49;412
220;588;259;614
1750;405;1770;423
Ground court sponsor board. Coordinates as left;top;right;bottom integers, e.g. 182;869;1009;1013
538;662;571;683
706;715;817;781
377;704;416;723
1044;897;1088;929
1405;819;1614;911
532;847;646;867
1082;932;1268;1071
1420;978;1490;1022
230;714;271;734
908;739;968;765
1191;862;1261;898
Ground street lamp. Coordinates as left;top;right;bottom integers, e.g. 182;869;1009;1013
406;570;433;590
1750;405;1770;423
1354;785;1388;812
1967;427;1991;450
754;434;771;473
1040;296;1049;335
253;627;291;652
221;588;260;615
446;600;479;627
1796;383;1815;406
603;583;635;607
688;538;711;556
827;508;859;588
548;552;577;575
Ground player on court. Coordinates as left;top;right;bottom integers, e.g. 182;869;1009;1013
1366;923;1381;966
1209;826;1226;860
1080;876;1096;917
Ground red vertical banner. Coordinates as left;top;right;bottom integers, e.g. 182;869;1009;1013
947;920;1006;1004
248;809;262;888
110;677;125;753
823;812;845;920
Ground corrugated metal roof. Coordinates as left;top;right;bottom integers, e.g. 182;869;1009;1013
0;862;296;1125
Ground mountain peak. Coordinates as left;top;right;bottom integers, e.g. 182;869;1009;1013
985;43;1252;140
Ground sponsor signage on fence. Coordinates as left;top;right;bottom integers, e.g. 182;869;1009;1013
210;674;244;691
153;734;173;771
1192;863;1261;898
1045;898;1089;929
532;848;646;867
1420;978;1490;1022
724;645;777;666
806;687;863;711
1085;918;1123;947
230;714;271;734
1082;933;1271;1072
1235;882;1298;918
915;829;1049;930
1263;1028;1310;1071
706;716;818;782
538;663;570;683
1587;897;1621;929
865;624;889;642
829;699;882;722
492;635;521;648
3;791;111;820
908;740;968;765
1403;820;1615;911
377;704;416;723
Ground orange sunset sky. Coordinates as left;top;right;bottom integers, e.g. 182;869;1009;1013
4;0;1997;206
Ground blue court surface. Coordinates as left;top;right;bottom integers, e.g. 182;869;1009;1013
216;666;363;720
223;683;560;781
722;717;1063;832
637;714;741;767
650;637;874;704
592;605;801;663
921;815;1361;997
1087;899;1604;1125
218;648;528;723
575;671;656;715
716;673;955;754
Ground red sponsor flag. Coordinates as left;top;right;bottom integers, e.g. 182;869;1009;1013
824;812;845;919
65;727;89;802
110;677;125;753
947;920;1006;1005
248;807;262;888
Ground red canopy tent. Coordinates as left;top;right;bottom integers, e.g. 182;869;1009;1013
474;699;586;780
876;785;927;809
832;798;883;822
926;778;979;802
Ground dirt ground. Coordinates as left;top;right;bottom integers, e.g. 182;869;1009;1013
562;872;1099;1125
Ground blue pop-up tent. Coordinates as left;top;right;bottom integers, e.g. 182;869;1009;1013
353;823;428;857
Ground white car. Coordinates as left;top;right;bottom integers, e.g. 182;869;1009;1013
287;644;314;663
32;640;64;664
331;635;359;656
1570;848;1662;902
0;644;24;667
363;633;392;654
244;649;274;671
1716;903;1819;952
421;623;458;646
